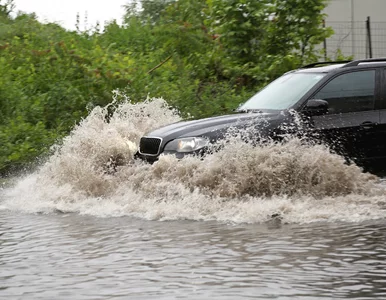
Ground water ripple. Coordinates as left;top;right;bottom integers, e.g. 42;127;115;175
1;212;386;299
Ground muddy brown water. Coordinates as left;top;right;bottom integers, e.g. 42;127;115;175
1;98;386;299
1;211;386;299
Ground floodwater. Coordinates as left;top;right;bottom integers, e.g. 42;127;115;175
1;97;386;299
1;212;386;299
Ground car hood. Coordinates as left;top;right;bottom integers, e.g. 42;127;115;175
146;111;288;143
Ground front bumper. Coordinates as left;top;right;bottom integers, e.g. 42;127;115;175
135;148;207;163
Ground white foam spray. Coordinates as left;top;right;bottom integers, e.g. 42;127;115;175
1;94;386;223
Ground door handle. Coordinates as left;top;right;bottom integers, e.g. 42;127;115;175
360;121;378;130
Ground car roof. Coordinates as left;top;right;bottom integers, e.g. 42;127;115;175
295;64;346;73
293;58;386;75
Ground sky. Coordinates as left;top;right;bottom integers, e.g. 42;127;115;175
13;0;129;31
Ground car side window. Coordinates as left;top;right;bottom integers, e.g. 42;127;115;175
313;70;376;114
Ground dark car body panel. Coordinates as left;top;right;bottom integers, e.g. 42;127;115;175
309;110;381;161
144;111;289;148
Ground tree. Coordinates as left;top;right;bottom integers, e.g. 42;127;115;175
0;0;14;17
265;0;332;61
206;0;333;82
123;0;176;24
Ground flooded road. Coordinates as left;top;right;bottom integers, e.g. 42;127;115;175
1;211;386;299
1;98;386;299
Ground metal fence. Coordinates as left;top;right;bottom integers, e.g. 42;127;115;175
324;17;386;59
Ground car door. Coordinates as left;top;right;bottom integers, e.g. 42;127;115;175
376;69;386;164
303;69;382;165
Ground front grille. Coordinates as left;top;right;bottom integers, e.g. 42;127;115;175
139;137;162;155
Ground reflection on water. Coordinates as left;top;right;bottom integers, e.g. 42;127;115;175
1;211;386;299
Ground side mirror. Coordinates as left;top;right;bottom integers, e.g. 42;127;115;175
303;99;328;116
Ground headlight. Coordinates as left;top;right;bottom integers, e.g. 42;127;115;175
164;137;209;153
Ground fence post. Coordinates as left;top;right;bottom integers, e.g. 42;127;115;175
366;16;373;58
351;0;355;57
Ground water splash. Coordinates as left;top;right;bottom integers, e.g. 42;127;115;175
1;95;386;223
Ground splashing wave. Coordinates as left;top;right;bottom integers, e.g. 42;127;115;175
1;96;386;223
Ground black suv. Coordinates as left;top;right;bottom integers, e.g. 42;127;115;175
137;58;386;172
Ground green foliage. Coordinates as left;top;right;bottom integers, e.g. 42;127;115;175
0;0;335;175
0;118;58;173
206;0;333;82
0;0;14;17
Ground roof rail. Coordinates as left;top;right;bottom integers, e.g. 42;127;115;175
343;57;386;67
300;61;352;69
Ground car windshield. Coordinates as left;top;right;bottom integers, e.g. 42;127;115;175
238;72;326;111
